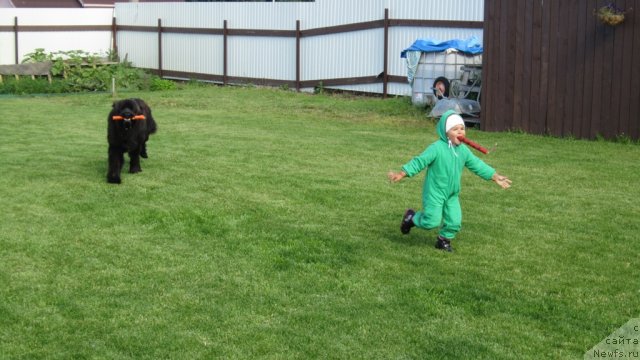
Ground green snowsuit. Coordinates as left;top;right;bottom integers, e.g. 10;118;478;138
401;110;496;239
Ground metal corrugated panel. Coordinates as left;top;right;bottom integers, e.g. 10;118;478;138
301;29;385;80
1;8;112;26
117;31;157;69
163;34;224;76
297;0;386;29
298;0;384;94
115;3;302;29
388;0;483;21
0;8;113;64
114;3;168;27
220;3;301;30
0;12;17;65
227;37;296;80
0;35;14;65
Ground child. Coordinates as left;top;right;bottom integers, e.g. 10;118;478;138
388;110;511;252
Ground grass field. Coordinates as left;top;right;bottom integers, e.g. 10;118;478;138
1;85;639;359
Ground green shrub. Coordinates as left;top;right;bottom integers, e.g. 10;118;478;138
0;77;70;95
150;77;177;91
12;49;176;94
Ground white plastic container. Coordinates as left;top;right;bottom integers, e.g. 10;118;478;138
411;50;482;107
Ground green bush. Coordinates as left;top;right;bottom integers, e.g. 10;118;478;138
0;77;70;95
150;77;177;91
10;49;176;95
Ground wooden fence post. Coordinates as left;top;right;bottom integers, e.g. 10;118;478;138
157;18;163;77
296;20;301;92
14;17;19;64
111;17;118;59
383;8;389;98
223;20;228;85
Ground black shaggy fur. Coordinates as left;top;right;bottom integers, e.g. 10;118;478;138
107;98;157;184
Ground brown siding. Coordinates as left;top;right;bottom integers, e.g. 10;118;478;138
11;0;81;7
483;0;640;140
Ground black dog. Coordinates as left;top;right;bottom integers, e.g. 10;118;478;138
107;98;157;184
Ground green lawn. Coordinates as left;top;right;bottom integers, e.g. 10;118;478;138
1;85;638;359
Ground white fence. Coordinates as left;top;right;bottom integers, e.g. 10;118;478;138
0;8;114;64
1;0;484;97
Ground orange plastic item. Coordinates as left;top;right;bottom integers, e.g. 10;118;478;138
112;115;146;121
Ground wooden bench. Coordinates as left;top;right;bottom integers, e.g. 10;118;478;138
0;61;53;83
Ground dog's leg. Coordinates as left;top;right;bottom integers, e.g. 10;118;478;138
107;146;124;184
140;141;148;159
118;152;125;171
129;148;142;174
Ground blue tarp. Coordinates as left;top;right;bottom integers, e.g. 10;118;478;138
400;36;483;58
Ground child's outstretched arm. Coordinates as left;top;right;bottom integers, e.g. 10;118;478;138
387;171;407;183
492;172;512;189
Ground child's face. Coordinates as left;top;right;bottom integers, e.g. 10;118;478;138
447;125;466;145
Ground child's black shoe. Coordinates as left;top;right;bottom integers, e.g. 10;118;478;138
435;235;454;252
400;209;415;234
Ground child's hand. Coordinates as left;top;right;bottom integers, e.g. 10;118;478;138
492;173;512;189
388;171;406;183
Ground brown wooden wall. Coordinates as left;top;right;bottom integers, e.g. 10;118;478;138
482;0;640;140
